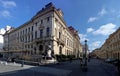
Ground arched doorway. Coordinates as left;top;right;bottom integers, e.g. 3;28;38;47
59;46;62;55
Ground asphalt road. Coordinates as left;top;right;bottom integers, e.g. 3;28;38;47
0;59;119;76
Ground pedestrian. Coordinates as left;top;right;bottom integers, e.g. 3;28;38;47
80;58;83;66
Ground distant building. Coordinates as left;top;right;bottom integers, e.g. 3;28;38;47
93;27;120;60
3;3;82;61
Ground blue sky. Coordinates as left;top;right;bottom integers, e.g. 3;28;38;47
0;0;120;51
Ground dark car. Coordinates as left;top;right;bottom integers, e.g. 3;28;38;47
105;58;116;63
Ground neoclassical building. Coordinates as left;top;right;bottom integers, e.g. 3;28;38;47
3;3;82;61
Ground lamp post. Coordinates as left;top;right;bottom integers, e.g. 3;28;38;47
82;40;88;72
84;40;87;66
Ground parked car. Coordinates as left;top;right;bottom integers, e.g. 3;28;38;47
105;58;116;63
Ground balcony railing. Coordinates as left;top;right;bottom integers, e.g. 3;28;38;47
34;36;54;42
56;38;65;46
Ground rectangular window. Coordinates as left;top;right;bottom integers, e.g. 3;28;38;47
26;28;27;33
46;27;50;37
47;17;49;22
35;22;37;26
28;45;30;48
31;34;33;41
35;31;37;39
25;36;27;43
40;29;43;38
23;30;24;35
41;20;43;24
59;32;61;39
32;26;34;31
29;27;30;32
28;35;30;42
20;31;22;35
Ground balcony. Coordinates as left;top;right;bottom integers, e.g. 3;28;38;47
56;38;65;46
34;36;54;43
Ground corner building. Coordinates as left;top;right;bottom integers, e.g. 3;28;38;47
3;3;82;61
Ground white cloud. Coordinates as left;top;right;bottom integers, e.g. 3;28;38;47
87;28;94;33
0;10;12;18
0;25;11;49
6;25;11;31
98;8;107;16
79;34;89;43
1;0;16;8
0;35;3;43
90;41;101;51
0;28;5;49
93;23;116;35
88;17;97;23
0;28;5;35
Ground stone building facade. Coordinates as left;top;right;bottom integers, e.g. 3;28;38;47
3;3;82;61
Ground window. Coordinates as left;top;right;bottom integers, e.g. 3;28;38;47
41;20;43;24
31;44;33;48
28;44;30;48
59;46;62;55
23;30;24;35
34;47;36;54
59;32;61;39
31;34;33;41
28;27;30;32
26;28;27;33
23;36;24;42
28;35;30;42
46;27;50;37
32;26;34;31
25;36;27;43
18;32;19;42
35;22;37;26
20;31;22;35
40;29;43;38
35;31;37;38
47;17;49;22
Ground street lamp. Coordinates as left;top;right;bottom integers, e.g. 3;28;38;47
84;40;87;66
82;40;88;72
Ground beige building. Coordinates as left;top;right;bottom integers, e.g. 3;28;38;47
93;27;120;60
3;3;82;61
